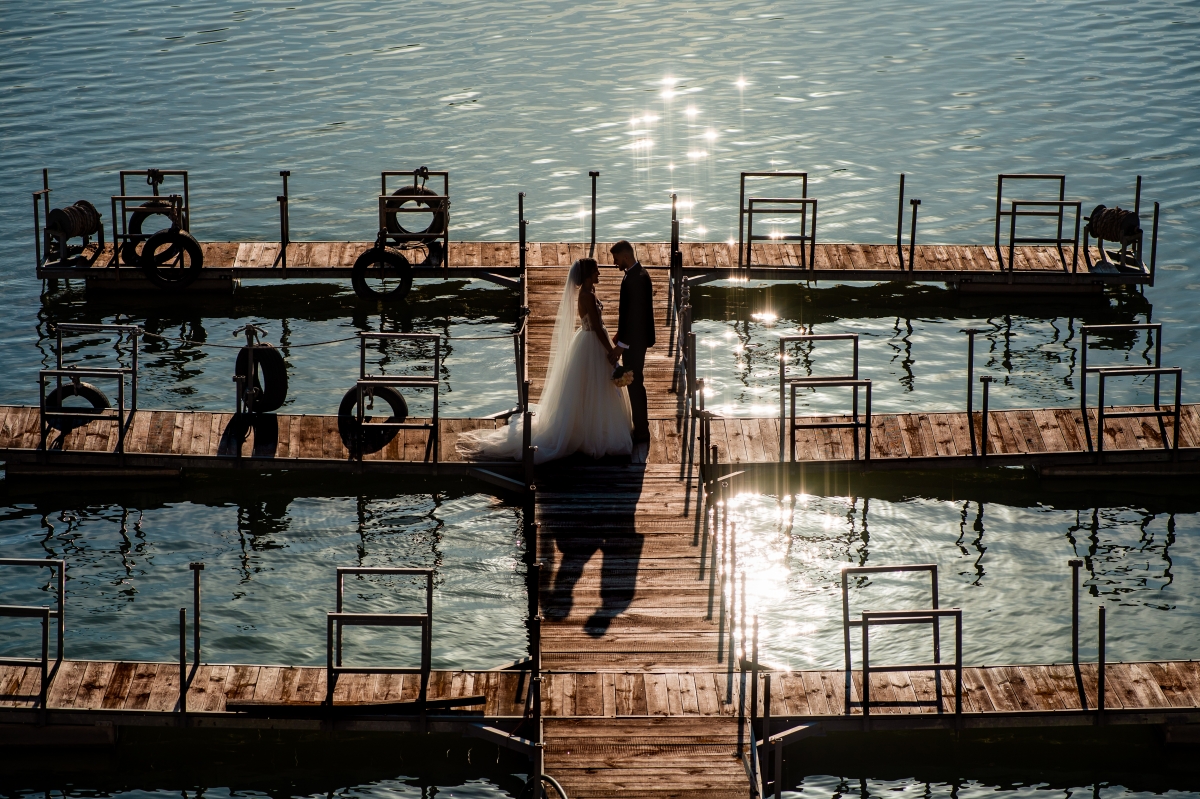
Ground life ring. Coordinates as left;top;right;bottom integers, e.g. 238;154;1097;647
234;344;289;413
140;228;204;290
385;185;448;242
351;247;413;301
337;385;408;455
120;200;179;265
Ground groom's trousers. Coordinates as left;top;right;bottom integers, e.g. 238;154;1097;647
622;346;649;440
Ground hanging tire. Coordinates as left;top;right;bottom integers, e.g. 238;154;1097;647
351;247;413;301
43;381;111;417
120;200;177;265
234;344;288;413
141;228;204;290
337;385;408;455
416;239;445;269
384;185;448;241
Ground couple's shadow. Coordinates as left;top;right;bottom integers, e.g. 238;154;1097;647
539;454;646;638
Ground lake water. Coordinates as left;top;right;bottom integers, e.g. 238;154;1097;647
2;0;1199;794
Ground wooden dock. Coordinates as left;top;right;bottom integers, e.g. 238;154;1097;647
37;240;1146;293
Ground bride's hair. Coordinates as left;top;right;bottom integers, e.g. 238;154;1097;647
569;258;599;286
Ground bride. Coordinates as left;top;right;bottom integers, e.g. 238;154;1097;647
457;258;633;463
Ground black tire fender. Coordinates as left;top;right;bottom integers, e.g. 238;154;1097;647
120;199;176;265
141;229;204;291
235;344;289;413
384;184;448;241
45;381;112;415
337;385;408;455
351;247;413;301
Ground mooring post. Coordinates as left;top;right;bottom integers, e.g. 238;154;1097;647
1097;605;1106;718
979;376;992;457
178;607;187;716
275;170;290;270
961;329;983;454
588;171;599;258
189;562;204;666
1069;559;1082;671
908;198;920;270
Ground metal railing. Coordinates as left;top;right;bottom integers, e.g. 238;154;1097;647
377;169;450;269
778;334;867;461
327;566;434;706
1080;319;1180;453
841;564;959;716
0;559;65;712
737;171;808;269
38;367;134;454
744;197;817;269
351;332;441;463
993;174;1081;272
177;562;203;714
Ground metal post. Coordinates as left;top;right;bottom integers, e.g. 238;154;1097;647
523;409;535;487
979;376;992;457
908;199;920;271
779;340;786;462
1097;605;1106;716
763;671;773;793
276;170;290;270
518;192;527;270
178;607;187;714
1069;559;1081;670
189;562;203;666
1150;202;1159;286
750;616;760;758
588;171;599;258
962;329;982;455
896;174;906;268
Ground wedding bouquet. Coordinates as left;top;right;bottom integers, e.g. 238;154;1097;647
611;365;634;388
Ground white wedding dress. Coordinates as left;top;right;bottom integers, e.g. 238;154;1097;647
457;261;633;464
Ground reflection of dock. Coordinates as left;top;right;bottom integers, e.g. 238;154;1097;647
39;240;1149;293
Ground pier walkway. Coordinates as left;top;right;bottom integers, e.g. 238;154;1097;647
39;240;1147;294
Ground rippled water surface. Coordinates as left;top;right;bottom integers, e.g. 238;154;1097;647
2;0;1200;794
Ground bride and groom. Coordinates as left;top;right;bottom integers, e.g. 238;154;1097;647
458;240;654;463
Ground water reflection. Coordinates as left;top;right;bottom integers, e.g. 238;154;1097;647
689;283;1164;416
19;280;521;417
708;478;1200;671
0;475;527;669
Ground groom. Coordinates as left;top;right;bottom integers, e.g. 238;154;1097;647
608;240;655;444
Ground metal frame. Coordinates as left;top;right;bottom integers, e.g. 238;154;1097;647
993;174;1081;272
744;198;818;270
352;332;441;464
841;564;958;716
0;559;66;711
778;334;868;461
39;323;140;454
327;567;434;705
118;169;191;228
377;169;451;269
738;172;809;268
1079;324;1181;456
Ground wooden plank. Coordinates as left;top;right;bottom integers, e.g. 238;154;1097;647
46;660;88;708
70;661;116;709
101;661;137;709
122;663;160;710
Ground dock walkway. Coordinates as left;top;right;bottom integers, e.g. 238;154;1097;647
38;240;1146;293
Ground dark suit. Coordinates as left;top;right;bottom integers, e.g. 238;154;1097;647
617;262;655;440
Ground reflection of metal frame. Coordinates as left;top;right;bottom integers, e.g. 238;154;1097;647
327;567;433;705
737;171;810;269
351;332;441;463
